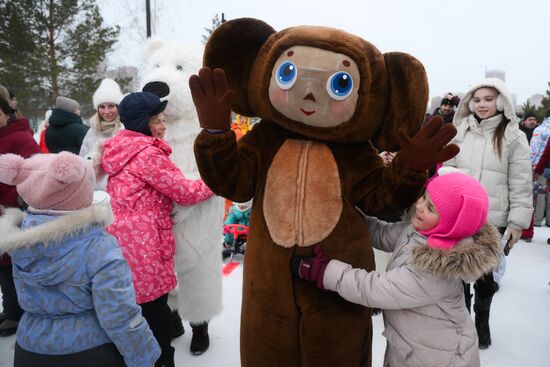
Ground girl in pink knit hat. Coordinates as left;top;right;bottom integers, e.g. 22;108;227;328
292;172;502;367
0;152;160;367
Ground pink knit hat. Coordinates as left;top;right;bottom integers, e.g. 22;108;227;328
0;152;95;211
418;173;489;250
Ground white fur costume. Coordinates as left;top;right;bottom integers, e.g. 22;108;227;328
142;40;224;323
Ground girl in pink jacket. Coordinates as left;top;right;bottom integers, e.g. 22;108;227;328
102;92;213;367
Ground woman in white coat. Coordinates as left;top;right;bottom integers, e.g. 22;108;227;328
442;78;533;349
79;79;123;190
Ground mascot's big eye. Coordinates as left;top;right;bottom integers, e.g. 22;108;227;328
326;71;353;100
275;61;297;89
155;63;160;68
176;65;183;71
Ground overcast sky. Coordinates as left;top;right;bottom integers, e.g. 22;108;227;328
99;0;549;107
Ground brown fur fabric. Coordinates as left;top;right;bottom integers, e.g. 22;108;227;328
377;52;429;151
204;18;275;116
195;17;430;367
204;19;428;145
264;139;342;247
412;223;502;281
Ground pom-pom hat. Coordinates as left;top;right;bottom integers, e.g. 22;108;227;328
93;78;123;109
418;173;489;250
0;152;95;211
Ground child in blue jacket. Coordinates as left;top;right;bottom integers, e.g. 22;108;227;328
223;200;252;245
0;152;160;367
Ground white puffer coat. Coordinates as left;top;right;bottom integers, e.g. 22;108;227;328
443;78;532;229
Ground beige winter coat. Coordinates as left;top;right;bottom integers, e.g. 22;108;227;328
323;216;502;367
443;78;532;229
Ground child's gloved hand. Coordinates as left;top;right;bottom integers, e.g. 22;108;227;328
291;245;331;290
506;227;522;248
396;115;460;172
189;67;234;131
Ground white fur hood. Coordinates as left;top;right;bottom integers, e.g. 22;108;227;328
453;78;519;140
0;200;113;253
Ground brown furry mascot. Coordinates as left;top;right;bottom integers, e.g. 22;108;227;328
190;18;459;367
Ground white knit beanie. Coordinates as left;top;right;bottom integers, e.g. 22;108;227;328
93;78;123;109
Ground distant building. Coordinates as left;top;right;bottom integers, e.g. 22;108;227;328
527;94;544;108
485;69;505;82
511;93;517;108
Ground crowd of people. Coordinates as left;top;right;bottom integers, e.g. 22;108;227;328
0;69;545;366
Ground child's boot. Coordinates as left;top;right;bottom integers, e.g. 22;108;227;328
474;293;493;349
190;321;210;355
0;318;18;336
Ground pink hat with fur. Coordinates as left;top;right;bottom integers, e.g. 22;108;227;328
418;172;489;250
0;152;95;211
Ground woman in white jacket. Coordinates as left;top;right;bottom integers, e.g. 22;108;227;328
442;78;533;349
79;79;123;190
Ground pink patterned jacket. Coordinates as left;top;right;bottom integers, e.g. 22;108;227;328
102;130;213;304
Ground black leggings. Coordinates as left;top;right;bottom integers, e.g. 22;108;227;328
14;343;125;367
140;293;175;367
0;264;23;321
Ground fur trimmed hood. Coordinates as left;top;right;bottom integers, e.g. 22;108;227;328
0;199;113;254
453;78;520;142
412;223;502;282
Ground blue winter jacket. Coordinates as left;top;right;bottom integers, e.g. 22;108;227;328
0;201;160;367
530;117;550;165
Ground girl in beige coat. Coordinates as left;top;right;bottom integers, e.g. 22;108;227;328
292;173;502;367
442;78;532;349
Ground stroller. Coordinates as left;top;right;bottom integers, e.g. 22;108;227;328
222;223;248;260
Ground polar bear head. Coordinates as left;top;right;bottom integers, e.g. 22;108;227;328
141;39;203;123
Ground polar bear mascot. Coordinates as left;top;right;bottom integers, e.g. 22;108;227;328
141;39;224;355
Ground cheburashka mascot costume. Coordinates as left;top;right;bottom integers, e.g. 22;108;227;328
189;18;459;367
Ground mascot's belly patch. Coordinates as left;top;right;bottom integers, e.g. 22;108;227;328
264;139;343;247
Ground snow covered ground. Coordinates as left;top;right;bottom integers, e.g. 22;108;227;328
1;230;550;366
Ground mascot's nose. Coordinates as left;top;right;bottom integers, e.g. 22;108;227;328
143;81;170;98
303;93;316;102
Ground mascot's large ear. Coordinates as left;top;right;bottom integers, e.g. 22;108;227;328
203;18;275;117
146;38;165;57
373;52;428;152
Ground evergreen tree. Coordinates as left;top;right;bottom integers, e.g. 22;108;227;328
0;0;119;123
202;13;223;45
538;82;550;119
522;100;539;120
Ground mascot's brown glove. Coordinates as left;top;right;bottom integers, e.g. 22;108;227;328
189;67;234;131
396;115;460;172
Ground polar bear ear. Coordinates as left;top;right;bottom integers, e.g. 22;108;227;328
204;17;275;117
146;38;166;56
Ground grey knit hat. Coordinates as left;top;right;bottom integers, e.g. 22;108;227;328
55;96;80;113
